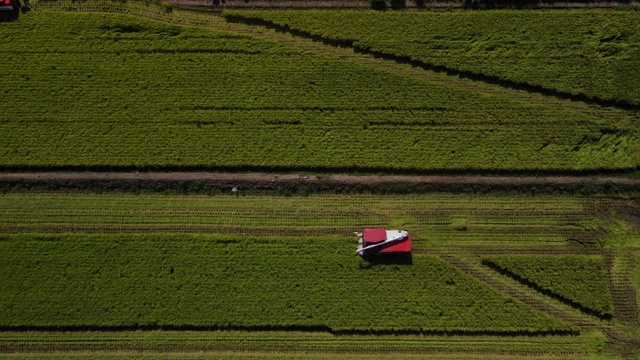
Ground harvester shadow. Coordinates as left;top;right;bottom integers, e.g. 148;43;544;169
359;253;413;269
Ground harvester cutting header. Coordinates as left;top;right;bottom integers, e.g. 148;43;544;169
356;228;411;257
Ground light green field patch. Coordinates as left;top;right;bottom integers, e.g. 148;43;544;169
0;193;590;246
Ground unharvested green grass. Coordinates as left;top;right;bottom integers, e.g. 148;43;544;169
0;233;573;333
1;11;639;171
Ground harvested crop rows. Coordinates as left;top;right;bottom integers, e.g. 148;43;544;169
605;250;640;324
0;192;597;247
0;330;609;358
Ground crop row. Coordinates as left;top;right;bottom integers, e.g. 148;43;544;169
0;193;589;212
0;233;573;333
0;329;606;355
482;255;613;318
0;192;589;211
628;251;640;305
0;226;587;249
1;12;637;171
224;10;640;106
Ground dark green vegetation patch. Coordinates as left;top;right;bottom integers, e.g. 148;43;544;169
482;255;614;318
0;234;573;333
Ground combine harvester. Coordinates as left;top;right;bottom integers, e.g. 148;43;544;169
0;0;30;21
356;228;411;257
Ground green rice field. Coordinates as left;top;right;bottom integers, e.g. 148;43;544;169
1;1;639;358
1;6;639;172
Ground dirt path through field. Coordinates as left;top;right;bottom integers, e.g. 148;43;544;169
2;172;639;187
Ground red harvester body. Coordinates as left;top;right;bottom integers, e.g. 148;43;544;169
356;228;411;256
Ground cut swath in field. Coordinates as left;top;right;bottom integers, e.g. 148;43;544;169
0;193;596;248
482;255;613;319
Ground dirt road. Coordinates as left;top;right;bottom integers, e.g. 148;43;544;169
1;172;639;188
